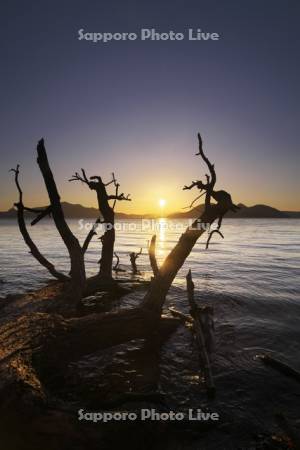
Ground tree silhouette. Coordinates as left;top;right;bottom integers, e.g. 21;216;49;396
69;170;130;278
4;133;239;407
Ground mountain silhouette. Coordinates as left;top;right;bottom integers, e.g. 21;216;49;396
0;201;298;219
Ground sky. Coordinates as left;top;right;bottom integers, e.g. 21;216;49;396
0;0;299;214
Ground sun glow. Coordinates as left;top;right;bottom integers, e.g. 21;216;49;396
159;198;166;208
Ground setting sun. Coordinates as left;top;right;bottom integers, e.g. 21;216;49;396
159;198;166;208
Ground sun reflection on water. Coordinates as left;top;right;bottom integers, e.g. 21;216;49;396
157;218;167;258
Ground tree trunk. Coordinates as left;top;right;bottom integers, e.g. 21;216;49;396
36;140;86;297
98;197;115;278
142;211;220;315
0;308;180;409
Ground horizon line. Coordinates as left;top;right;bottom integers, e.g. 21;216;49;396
1;200;300;215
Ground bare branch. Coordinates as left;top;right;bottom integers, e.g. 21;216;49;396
112;174;120;209
112;251;125;272
186;269;195;308
129;248;142;274
108;193;131;201
205;229;224;250
80;168;89;184
182;191;206;210
10;165;69;282
148;235;160;277
22;206;47;213
31;205;52;226
69;171;90;185
113;252;120;271
9;165;22;202
195;133;216;190
82;218;101;254
183;133;216;211
104;172;117;187
183;181;199;191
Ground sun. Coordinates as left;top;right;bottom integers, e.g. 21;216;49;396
159;198;166;208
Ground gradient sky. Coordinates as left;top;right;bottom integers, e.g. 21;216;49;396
0;0;299;214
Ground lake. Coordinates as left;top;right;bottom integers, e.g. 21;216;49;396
0;218;299;302
1;217;300;447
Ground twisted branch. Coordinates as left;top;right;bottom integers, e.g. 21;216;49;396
183;133;216;210
10;165;69;281
82;218;101;254
205;229;224;250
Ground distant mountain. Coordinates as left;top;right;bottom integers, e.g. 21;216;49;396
0;202;145;220
282;211;300;218
168;203;297;219
59;202;144;219
0;201;298;220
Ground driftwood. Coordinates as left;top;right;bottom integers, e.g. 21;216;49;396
186;270;215;397
257;354;300;383
0;304;180;409
5;132;237;412
113;252;126;272
169;307;193;323
129;248;142;274
149;235;160;277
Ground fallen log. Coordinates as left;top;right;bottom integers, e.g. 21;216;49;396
186;270;215;398
169;307;193;323
257;354;300;383
0;309;180;410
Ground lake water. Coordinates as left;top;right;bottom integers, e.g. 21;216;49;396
0;218;299;302
1;218;300;447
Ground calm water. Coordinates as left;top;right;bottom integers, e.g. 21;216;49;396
1;218;300;446
0;218;299;302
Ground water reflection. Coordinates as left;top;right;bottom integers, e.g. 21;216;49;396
157;218;167;257
0;218;299;302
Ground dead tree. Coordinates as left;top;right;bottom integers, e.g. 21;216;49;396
10;140;87;299
11;139;131;300
129;248;142;274
4;132;238;407
186;270;215;397
11;131;236;313
69;171;130;279
142;132;239;317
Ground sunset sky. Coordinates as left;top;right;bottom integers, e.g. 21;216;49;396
0;0;299;214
